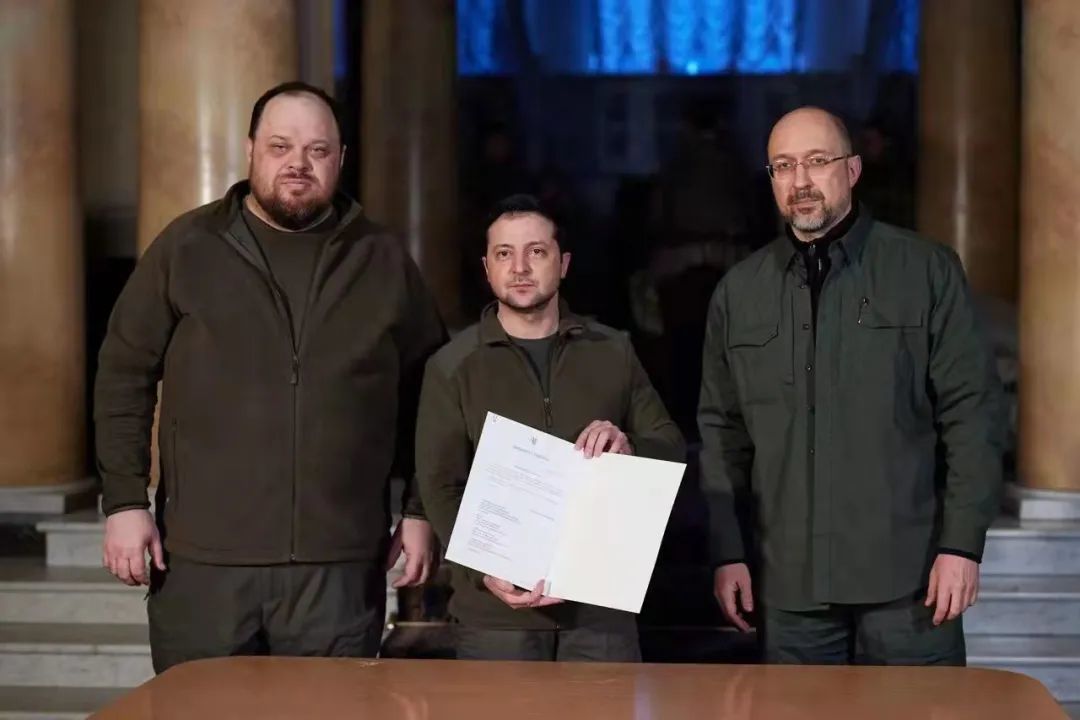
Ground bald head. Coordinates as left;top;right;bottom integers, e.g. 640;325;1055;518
768;107;852;158
766;106;861;241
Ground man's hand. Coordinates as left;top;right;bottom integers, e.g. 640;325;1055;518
574;420;632;458
386;517;438;588
713;563;754;632
103;509;165;586
925;554;979;625
483;576;564;609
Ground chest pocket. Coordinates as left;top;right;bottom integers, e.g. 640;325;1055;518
728;320;791;404
853;298;930;418
857;299;924;331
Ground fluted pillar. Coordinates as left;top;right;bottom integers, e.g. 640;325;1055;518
138;0;298;252
0;0;84;490
1018;0;1080;496
917;0;1019;301
361;0;461;325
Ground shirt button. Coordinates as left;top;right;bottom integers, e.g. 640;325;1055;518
799;283;808;289
802;323;810;330
810;448;816;455
805;364;813;372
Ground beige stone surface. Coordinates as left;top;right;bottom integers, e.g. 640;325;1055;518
1019;0;1080;493
0;0;84;488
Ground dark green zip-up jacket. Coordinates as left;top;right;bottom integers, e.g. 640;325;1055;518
416;302;685;629
699;210;1004;610
94;181;446;565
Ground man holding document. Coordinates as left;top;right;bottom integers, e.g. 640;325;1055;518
417;194;685;662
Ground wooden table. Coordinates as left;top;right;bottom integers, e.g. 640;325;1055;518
90;657;1068;719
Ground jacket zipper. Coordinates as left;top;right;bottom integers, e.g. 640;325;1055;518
542;337;562;430
508;334;563;628
169;419;179;511
222;226;332;563
285;240;332;561
270;277;300;562
545;338;560;630
509;338;561;431
259;273;300;561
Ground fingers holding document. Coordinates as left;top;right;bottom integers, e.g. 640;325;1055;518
484;576;565;609
574;420;633;458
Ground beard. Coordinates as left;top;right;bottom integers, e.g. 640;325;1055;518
496;283;558;314
250;169;334;231
783;186;836;233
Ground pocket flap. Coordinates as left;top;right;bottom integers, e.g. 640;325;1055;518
729;322;779;347
859;300;924;329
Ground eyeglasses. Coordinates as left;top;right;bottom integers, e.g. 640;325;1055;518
766;154;852;180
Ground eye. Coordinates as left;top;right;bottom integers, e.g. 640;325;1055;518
311;147;329;158
531;247;546;257
772;160;794;172
807;156;831;167
495;249;510;259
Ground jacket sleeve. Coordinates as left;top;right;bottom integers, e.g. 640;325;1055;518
414;358;471;548
395;255;449;520
94;236;178;515
415;357;490;590
697;281;755;566
928;249;1005;560
624;341;686;463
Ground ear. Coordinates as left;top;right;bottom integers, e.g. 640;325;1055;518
847;154;863;189
560;252;571;279
246;138;253;165
481;255;490;280
339;144;347;170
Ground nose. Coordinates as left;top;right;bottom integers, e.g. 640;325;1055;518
285;147;312;173
793;161;814;188
511;252;530;276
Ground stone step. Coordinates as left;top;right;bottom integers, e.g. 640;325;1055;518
0;560;146;625
0;687;126;720
965;575;1080;635
0;480;98;517
0;624;152;688
982;518;1080;576
35;511;104;568
968;634;1080;703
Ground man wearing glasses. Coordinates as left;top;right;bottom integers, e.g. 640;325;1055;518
699;106;1003;664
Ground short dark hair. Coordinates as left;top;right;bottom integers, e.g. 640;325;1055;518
248;81;343;144
483;193;567;254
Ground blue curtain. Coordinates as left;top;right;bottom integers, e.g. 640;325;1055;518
458;0;918;76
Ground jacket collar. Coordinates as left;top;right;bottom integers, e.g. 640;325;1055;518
478;299;586;345
771;203;874;273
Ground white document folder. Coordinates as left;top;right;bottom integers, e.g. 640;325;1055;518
445;412;685;613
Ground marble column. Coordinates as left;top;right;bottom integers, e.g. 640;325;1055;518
0;0;84;489
138;0;298;252
361;0;461;326
297;0;337;96
1017;0;1080;499
917;0;1019;302
138;0;297;485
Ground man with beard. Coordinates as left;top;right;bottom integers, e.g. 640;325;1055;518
415;194;684;661
700;107;1003;665
95;82;446;671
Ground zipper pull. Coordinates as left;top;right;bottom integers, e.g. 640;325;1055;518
290;355;299;385
543;397;553;429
